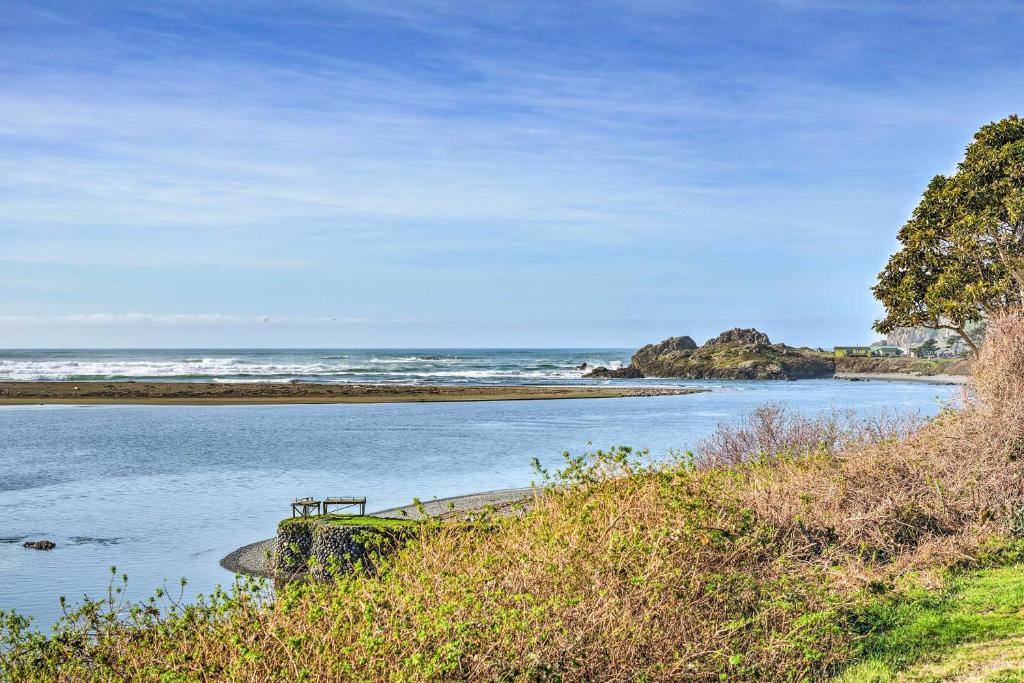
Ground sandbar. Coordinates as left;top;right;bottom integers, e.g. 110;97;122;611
0;381;706;406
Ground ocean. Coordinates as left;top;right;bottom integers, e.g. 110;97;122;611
0;349;959;628
0;348;630;384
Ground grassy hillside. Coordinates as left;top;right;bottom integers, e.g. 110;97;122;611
2;316;1024;681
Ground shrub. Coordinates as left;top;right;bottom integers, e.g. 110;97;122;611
697;403;918;466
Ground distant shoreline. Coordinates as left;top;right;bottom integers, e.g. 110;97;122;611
0;381;705;406
834;372;967;385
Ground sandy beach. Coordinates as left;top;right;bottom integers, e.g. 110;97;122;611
0;381;705;406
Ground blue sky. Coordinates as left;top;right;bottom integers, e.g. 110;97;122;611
1;1;1023;348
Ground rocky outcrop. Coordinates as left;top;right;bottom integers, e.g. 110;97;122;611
583;366;645;379
644;336;699;354
707;328;771;346
23;540;55;550
629;328;834;381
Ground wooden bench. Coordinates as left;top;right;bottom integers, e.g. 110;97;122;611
323;496;367;516
291;497;322;518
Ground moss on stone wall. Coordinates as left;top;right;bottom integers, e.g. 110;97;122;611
274;517;416;578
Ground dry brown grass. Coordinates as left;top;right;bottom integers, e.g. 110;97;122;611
5;313;1024;681
731;310;1024;570
697;403;920;467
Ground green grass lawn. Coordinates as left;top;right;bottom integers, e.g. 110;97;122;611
835;565;1024;682
321;514;418;528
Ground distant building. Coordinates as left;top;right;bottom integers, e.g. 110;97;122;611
834;345;904;358
834;346;871;358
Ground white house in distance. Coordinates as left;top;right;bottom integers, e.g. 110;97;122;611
833;344;905;358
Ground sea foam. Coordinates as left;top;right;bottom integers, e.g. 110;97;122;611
0;350;631;384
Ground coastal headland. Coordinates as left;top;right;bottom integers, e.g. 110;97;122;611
0;381;705;406
583;327;971;382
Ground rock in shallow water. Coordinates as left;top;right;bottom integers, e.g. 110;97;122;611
583;366;645;379
23;540;55;550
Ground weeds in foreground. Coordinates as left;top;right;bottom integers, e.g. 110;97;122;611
4;312;1024;681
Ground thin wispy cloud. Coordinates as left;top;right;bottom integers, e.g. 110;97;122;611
1;1;1022;347
0;313;444;329
0;314;406;327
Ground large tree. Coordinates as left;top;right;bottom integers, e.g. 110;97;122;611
952;115;1024;296
874;115;1024;353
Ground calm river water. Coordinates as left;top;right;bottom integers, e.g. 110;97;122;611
1;377;957;628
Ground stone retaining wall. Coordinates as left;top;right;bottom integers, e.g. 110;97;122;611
275;521;315;576
275;520;410;579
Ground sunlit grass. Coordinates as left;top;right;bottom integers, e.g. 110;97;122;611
837;563;1024;682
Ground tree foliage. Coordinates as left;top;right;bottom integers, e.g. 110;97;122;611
916;338;938;357
874;115;1024;352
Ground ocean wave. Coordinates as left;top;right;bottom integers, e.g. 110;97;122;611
210;377;301;384
367;356;460;364
0;352;631;384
